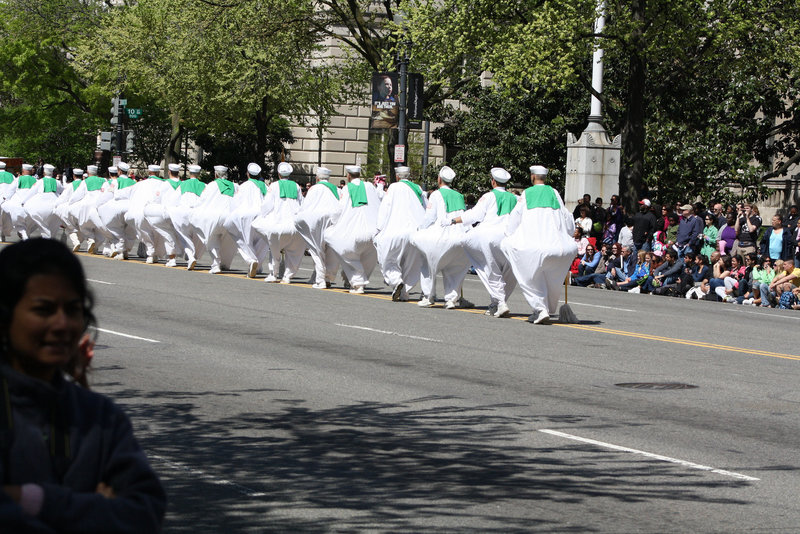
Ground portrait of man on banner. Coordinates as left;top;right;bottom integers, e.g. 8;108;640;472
370;72;399;129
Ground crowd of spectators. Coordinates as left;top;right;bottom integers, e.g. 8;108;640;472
568;196;800;310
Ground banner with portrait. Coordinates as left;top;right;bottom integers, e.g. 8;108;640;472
370;72;399;129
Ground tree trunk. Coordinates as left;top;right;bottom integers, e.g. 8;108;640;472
164;109;183;166
619;0;646;214
254;96;270;172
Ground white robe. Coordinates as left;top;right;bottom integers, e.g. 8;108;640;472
144;182;182;257
0;176;17;238
501;185;577;315
251;180;305;280
68;178;113;245
54;182;84;248
97;176;137;255
460;188;518;306
374;180;427;293
324;179;381;288
294;181;341;285
4;178;38;239
223;180;269;266
25;179;64;239
167;180;206;262
189;179;239;270
410;186;470;303
125;178;176;260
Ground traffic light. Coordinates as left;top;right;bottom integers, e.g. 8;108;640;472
110;97;120;125
126;130;135;153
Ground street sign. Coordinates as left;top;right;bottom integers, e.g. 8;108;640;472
119;99;127;106
100;131;112;142
126;108;143;119
394;145;405;163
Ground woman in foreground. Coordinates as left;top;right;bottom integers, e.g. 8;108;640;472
0;238;166;533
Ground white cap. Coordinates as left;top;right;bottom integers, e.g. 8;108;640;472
42;164;55;176
213;165;228;175
22;164;33;171
0;162;6;169
73;168;84;176
395;166;410;179
107;166;118;174
117;161;130;173
247;163;261;176
148;164;162;174
168;163;181;173
529;165;548;176
345;165;361;176
86;165;98;174
490;167;511;184
277;162;293;177
438;166;456;183
188;164;202;174
638;198;651;207
315;166;331;179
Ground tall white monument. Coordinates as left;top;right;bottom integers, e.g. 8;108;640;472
565;1;621;213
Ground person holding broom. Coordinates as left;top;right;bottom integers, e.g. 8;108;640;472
501;165;578;324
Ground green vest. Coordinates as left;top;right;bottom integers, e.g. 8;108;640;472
347;181;368;207
492;189;517;216
17;175;36;189
42;177;58;193
116;176;136;190
248;178;267;196
0;171;14;184
180;178;206;196
71;179;83;191
168;179;180;190
401;179;424;206
147;175;165;182
84;175;106;192
524;184;561;210
439;187;465;213
278;179;297;199
317;180;339;200
215;178;234;197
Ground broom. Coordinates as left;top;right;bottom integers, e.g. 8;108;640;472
558;274;579;323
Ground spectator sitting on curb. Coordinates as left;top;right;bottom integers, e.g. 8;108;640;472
641;248;684;294
765;259;800;307
604;245;636;290
620;250;652;292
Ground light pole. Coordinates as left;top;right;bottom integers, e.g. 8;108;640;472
394;14;411;167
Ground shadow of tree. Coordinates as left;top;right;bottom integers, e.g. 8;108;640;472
97;381;761;533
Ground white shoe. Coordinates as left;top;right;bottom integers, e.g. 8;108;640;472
484;303;498;316
391;283;404;301
87;241;96;254
71;243;81;253
187;258;197;271
247;261;258;278
312;282;327;289
145;256;155;264
530;309;551;324
494;302;510;318
280;277;291;284
264;274;277;283
165;258;177;268
209;266;221;274
109;249;118;258
349;285;365;294
444;299;457;310
417;297;433;307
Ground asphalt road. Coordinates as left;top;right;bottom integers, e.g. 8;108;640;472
71;250;800;533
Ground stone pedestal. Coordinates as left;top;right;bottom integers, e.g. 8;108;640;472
565;122;621;214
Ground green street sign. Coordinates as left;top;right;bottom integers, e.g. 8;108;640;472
126;108;143;119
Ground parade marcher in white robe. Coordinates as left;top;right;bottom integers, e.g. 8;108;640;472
501;165;577;324
449;167;518;318
324;165;381;293
294;166;341;289
67;165;112;254
411;166;471;308
190;165;238;274
252;162;305;283
24;164;64;239
125;165;175;264
97;162;137;259
167;165;207;270
0;161;17;241
373;166;427;301
224;162;269;278
144;163;183;267
54;170;85;251
4;164;38;240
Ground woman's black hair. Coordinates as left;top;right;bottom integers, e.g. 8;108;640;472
0;239;96;358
